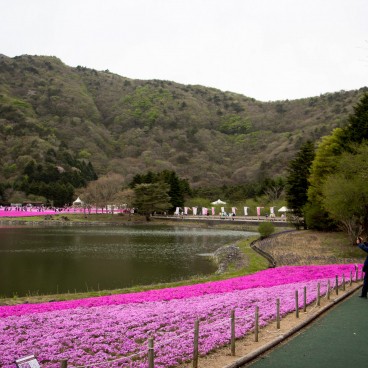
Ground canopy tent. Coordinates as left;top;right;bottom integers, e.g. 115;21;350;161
211;199;226;205
278;206;289;212
73;197;84;206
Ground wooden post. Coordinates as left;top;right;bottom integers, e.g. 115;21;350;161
342;274;346;291
193;320;199;368
350;270;353;286
355;266;359;282
303;286;307;312
335;275;339;295
255;306;259;342
327;279;330;300
317;283;320;306
231;310;235;356
148;337;154;368
60;360;67;368
276;298;280;329
295;290;299;318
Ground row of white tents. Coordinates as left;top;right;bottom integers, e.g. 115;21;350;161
211;199;289;213
73;196;289;215
175;202;289;216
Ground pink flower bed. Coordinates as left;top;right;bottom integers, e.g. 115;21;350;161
0;208;126;218
0;209;65;217
0;264;358;367
0;264;356;318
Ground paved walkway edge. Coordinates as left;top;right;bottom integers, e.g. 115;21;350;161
223;282;363;368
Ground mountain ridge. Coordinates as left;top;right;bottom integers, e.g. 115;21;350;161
0;54;366;188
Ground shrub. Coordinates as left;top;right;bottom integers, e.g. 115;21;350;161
258;222;275;239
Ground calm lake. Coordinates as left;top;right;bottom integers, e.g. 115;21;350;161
0;224;255;297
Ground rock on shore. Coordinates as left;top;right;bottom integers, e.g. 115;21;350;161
212;244;248;274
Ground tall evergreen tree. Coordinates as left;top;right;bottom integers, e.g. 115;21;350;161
341;92;368;144
166;171;185;210
285;141;315;219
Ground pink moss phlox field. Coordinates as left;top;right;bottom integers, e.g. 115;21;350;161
0;208;125;218
0;271;352;368
0;264;357;318
0;264;358;367
0;209;80;217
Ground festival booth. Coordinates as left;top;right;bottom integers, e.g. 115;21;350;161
72;197;84;206
211;199;226;205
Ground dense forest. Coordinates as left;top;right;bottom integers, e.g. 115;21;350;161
0;54;367;205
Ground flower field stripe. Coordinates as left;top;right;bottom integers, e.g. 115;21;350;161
0;264;358;318
0;266;357;368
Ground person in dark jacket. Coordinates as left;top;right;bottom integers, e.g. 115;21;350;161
356;237;368;298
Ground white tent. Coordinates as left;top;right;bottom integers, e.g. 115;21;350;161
211;199;227;205
278;206;289;212
73;197;84;206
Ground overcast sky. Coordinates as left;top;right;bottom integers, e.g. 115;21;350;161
1;0;367;101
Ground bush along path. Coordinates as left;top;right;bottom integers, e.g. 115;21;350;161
0;264;362;368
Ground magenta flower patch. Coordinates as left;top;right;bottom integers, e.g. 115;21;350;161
0;264;358;367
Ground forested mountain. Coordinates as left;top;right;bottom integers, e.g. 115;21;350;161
0;54;366;189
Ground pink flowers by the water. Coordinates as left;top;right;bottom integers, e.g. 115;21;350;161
0;264;358;368
0;207;124;218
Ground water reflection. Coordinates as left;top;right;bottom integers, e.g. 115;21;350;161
0;225;254;297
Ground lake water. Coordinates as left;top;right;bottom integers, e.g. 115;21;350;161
0;224;254;297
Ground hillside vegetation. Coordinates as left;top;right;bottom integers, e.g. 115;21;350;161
0;54;366;188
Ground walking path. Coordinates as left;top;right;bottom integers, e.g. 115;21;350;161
177;279;363;368
245;288;367;368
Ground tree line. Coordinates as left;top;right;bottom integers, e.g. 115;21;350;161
285;92;368;243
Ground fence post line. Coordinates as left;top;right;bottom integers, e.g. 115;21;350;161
295;290;299;318
231;310;236;356
327;279;330;300
193;320;199;368
303;286;307;312
335;275;339;295
148;337;154;368
60;360;67;368
276;298;280;329
342;274;346;291
255;306;259;342
355;266;359;282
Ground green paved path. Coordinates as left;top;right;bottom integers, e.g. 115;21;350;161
247;290;368;368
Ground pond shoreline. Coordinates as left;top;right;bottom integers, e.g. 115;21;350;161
0;213;292;228
0;243;267;306
0;218;269;305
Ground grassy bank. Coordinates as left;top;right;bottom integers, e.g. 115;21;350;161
257;230;365;266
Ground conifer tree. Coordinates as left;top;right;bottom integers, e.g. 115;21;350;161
285;141;315;218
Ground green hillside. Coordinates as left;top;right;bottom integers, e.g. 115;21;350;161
0;54;366;189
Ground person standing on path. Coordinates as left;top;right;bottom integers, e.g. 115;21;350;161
356;236;368;298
